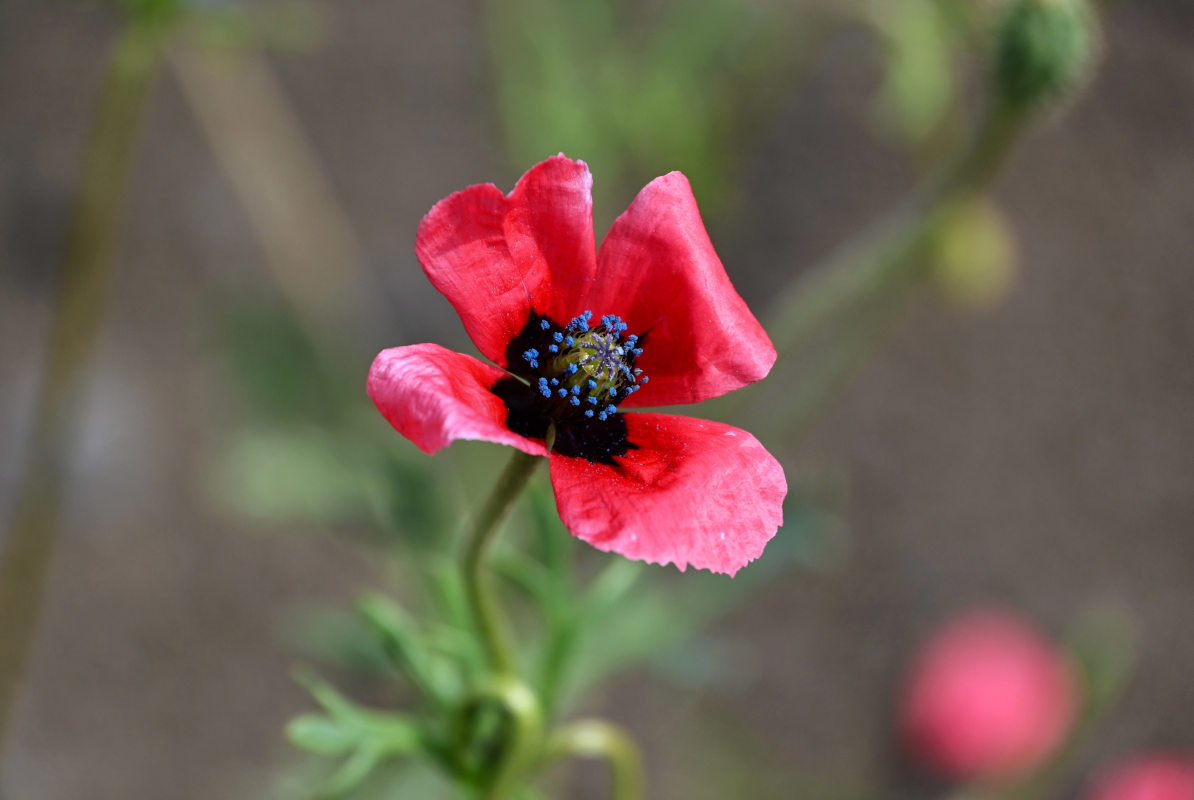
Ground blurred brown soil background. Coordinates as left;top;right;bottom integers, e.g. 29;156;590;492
1;0;1192;798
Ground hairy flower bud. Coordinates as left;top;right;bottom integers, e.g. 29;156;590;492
899;609;1077;780
994;0;1098;112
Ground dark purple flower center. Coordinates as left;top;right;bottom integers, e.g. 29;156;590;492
493;310;648;464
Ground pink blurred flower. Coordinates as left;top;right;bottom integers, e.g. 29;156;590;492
899;609;1078;780
1086;756;1194;800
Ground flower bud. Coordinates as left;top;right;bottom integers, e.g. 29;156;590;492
899;609;1077;780
1085;756;1194;800
994;0;1098;112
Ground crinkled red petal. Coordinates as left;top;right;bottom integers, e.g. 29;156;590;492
368;344;547;457
415;155;597;368
583;172;776;407
549;413;786;575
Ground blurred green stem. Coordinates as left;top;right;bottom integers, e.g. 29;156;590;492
543;719;644;800
748;99;1028;442
464;450;543;676
0;24;160;757
459;674;544;800
768;99;1025;359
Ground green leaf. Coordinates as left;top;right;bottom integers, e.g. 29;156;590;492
356;593;457;707
295;671;424;747
313;745;388;799
286;714;359;756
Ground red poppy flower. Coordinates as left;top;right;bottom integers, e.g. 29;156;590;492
1086;756;1194;800
368;155;786;575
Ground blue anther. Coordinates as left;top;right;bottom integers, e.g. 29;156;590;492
548;345;559;353
615;322;628;333
585;409;594;418
537;378;551;398
540;319;551;330
598;412;608;421
569;396;580;406
626;335;638;346
632;348;643;357
609;387;617;397
566;364;578;375
550;378;559;386
564;336;575;346
553;331;563;342
627;385;640;394
640;375;649;384
557;388;568;398
587;379;598;390
522;349;538;365
587;396;598;405
606;405;617;414
570;385;581;395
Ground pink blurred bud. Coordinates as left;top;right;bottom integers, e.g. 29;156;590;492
1086;756;1194;800
899;609;1078;780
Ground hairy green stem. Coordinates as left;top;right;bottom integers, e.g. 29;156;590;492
463;450;543;676
0;24;160;758
543;719;644;800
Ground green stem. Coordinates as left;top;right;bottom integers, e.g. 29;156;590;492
463;450;543;676
543;719;645;800
0;24;160;756
458;675;544;800
767;99;1025;363
731;99;1029;444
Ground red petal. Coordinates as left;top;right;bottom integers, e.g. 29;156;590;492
368;344;547;457
416;156;597;368
585;172;776;407
549;413;785;575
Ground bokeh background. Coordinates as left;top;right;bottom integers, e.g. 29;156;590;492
1;0;1192;798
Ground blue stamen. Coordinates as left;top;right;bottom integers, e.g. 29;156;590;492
548;344;558;353
640;375;649;384
615;322;628;333
569;396;580;406
632;348;643;357
566;364;578;375
540;319;551;330
606;405;617;414
587;397;598;405
564;336;575;346
550;378;559;386
587;379;598;390
570;385;581;395
553;331;563;343
598;411;608;421
557;388;567;398
585;409;594;418
609;387;617;397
